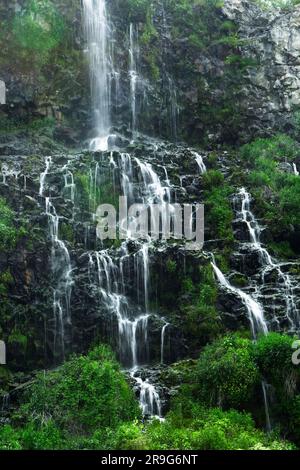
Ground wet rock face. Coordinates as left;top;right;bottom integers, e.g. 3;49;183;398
0;138;207;371
222;0;300;136
2;0;300;146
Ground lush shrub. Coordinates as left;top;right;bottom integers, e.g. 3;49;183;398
253;333;299;398
241;135;300;254
241;134;300;165
18;345;141;433
0;198;22;251
13;0;65;58
181;265;222;346
0;425;22;450
284;395;300;445
202;170;234;241
195;335;260;407
144;403;294;450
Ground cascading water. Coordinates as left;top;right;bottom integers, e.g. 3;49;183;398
293;163;299;176
40;158;73;361
211;258;268;337
192;151;207;174
133;376;162;417
161;322;169;364
87;250;150;367
212;186;300;430
129;23;139;138
236;187;299;330
83;0;111;151
81;0;182;419
81;149;174;417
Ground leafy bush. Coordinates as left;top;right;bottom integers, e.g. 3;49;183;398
241;134;300;165
241;135;300;254
144;403;294;450
195;335;259;408
0;198;26;251
18;345;141;433
13;0;65;58
253;333;299;399
181;265;222;346
203;171;234;241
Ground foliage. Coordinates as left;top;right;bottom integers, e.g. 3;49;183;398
0;426;23;450
195;335;259;408
253;333;299;399
180;265;222;347
0;198;26;252
241;134;300;164
0;117;56;135
12;0;65;64
17;345;141;433
202;170;234;241
241;135;300;255
75;170;119;215
144;402;294;450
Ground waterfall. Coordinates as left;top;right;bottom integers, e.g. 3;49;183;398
129;23;139;138
211;259;268;337
1;393;10;413
88;250;150;367
211;257;272;430
83;0;111;151
87;153;174;416
40;158;73;361
161;322;169;364
293;163;299;176
64;169;75;204
236;187;299;330
192;151;207;174
39;156;52;196
262;381;272;433
231;186;300;431
131;374;162;418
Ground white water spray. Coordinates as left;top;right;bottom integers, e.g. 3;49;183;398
83;0;111;150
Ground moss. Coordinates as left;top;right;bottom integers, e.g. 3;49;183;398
230;273;248;288
202;170;234;242
160;359;197;388
59;223;74;244
268;241;296;259
166;259;177;274
0;270;14;297
0;198;27;251
179;264;223;351
8;330;28;354
241;135;300;254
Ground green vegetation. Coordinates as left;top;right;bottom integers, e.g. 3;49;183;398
0;0;65;71
144;404;294;450
18;345;140;432
0;198;26;251
0;346;140;450
202;170;234;241
0;117;56;135
75;170;119;214
241;135;300;255
195;335;259;408
180;265;223;348
13;0;65;59
1;338;298;450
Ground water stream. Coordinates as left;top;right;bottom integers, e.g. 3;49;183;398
83;0;112;150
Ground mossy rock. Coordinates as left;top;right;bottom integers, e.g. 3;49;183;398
230;273;249;288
